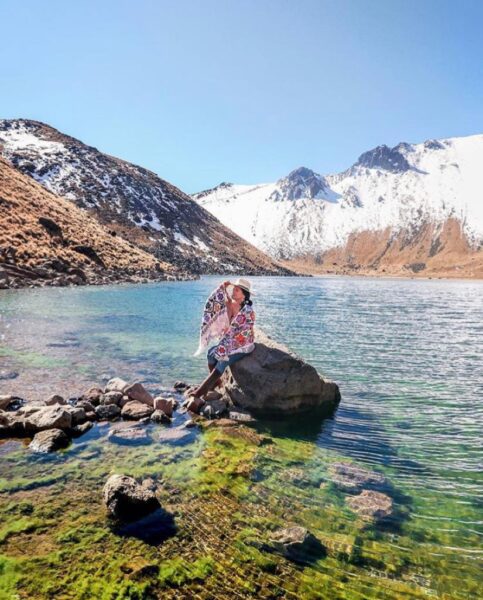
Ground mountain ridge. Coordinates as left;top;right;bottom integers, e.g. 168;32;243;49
0;119;295;278
193;133;483;278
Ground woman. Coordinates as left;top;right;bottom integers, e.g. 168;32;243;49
191;278;256;400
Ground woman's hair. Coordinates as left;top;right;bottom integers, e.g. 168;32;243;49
240;288;253;308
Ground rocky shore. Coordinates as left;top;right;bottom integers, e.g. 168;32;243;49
0;257;198;290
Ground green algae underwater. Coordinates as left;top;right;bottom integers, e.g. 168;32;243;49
1;275;482;599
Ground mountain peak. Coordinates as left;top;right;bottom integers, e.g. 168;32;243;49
355;144;411;173
271;166;334;202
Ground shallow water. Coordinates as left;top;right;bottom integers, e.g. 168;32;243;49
0;275;482;599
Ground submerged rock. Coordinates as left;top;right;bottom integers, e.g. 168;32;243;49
268;526;325;564
328;462;387;493
103;474;161;520
220;328;340;415
108;423;151;445
346;490;394;522
29;428;70;453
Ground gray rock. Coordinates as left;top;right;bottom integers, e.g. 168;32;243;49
95;404;121;420
220;328;340;415
103;474;160;520
328;463;387;493
24;405;72;432
346;490;393;522
29;428;70;453
105;378;129;394
200;398;228;419
100;391;123;406
121;401;154;420
76;400;95;413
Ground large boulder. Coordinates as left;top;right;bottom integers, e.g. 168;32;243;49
103;474;160;520
219;329;340;415
24;405;72;432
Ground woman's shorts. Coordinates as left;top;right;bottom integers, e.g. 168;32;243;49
207;344;247;374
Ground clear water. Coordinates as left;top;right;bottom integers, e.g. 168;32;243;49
0;275;482;599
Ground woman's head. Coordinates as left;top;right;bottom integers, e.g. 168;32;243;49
232;285;252;307
228;278;253;307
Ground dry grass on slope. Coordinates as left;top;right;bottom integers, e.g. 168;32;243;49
0;157;182;284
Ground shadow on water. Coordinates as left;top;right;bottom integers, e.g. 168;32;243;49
113;508;177;546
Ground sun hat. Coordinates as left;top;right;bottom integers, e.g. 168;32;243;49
230;277;252;294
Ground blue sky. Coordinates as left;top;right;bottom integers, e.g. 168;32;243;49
1;0;482;193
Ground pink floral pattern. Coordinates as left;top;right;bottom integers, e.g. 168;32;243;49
193;282;256;359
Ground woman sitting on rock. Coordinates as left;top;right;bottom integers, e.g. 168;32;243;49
190;278;256;403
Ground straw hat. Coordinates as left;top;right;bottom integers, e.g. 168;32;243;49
230;277;252;294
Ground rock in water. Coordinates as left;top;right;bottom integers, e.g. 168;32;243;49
103;474;160;520
105;378;129;394
29;428;70;453
328;462;387;493
24;405;72;432
268;526;325;564
220;328;340;415
95;404;121;420
108;423;151;445
346;490;394;522
153;396;176;417
121;401;154;420
124;382;154;406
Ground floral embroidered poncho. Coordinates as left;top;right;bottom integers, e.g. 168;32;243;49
193;282;256;361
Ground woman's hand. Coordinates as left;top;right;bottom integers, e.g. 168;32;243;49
222;280;231;288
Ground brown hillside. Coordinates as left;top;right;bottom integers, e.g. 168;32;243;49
281;218;483;279
0;157;190;288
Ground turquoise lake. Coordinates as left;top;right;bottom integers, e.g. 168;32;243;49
0;275;482;599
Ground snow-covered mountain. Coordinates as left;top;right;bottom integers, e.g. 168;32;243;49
0;119;293;276
193;136;483;276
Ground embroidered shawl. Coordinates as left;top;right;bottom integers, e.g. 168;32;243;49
193;283;256;361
